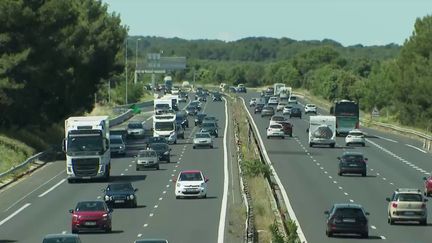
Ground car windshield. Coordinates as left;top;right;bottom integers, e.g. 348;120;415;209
334;208;365;218
151;144;168;150
202;122;216;128
270;124;282;129
307;105;316;108
43;237;78;243
75;201;105;211
155;122;174;131
204;117;216;121
138;150;157;157
396;193;423;202
342;154;364;162
272;116;285;121
195;133;211;138
110;137;123;144
108;183;133;191
349;132;363;136
128;123;143;129
284;106;292;109
149;137;166;143
179;172;203;181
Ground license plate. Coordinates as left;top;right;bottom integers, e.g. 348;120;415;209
349;164;358;167
186;188;197;192
342;218;356;223
404;211;415;215
85;221;96;226
115;200;124;203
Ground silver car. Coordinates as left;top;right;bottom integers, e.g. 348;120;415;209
127;121;145;138
135;149;160;170
193;132;213;149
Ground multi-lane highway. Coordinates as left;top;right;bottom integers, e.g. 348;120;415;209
241;92;432;243
0;95;230;243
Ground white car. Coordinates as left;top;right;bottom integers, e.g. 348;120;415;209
266;124;285;139
193;132;213;149
249;98;257;107
304;104;317;114
288;95;298;104
175;170;208;199
268;97;279;106
282;105;293;115
276;102;287;112
345;129;366;147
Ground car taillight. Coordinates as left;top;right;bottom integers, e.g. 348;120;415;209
392;202;398;208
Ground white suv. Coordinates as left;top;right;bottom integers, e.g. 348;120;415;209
304;104;317;114
175;170;208;199
386;188;428;225
266;124;285;139
345;129;366;147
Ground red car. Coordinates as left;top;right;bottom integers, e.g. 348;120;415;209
69;201;112;233
277;121;293;137
423;176;432;196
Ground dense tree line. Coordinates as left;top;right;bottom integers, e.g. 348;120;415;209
0;0;127;127
130;16;431;129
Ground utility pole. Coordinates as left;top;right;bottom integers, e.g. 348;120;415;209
134;38;141;84
125;39;128;104
108;79;111;104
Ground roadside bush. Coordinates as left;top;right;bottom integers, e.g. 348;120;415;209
242;159;271;177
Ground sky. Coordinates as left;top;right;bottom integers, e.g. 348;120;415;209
101;0;432;46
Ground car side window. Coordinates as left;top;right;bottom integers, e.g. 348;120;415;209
391;192;397;201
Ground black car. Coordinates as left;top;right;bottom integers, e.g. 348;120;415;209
261;106;275;117
195;113;207;126
202;116;218;125
198;96;207;102
325;203;369;238
190;101;202;111
147;136;168;146
176;124;185;139
236;87;247;93
186;106;198;116
103;182;138;208
289;107;302;118
176;112;189;128
149;143;171;162
338;152;368;176
254;104;264;114
200;121;219;137
212;94;222;101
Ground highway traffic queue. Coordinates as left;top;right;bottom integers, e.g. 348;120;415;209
248;83;430;238
47;85;223;243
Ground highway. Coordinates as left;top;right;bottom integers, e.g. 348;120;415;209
241;92;432;243
0;95;229;243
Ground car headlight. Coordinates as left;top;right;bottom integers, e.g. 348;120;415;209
164;151;169;155
200;183;205;187
129;194;134;200
176;183;181;187
104;195;110;201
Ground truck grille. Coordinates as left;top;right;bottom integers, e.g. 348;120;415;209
72;158;99;177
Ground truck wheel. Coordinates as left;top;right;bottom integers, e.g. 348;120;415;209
330;144;335;148
68;178;75;184
309;143;313;147
156;165;160;170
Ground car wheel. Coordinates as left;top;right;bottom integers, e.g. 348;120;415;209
362;172;366;177
309;143;313;147
326;230;333;237
281;136;285;139
67;178;75;184
420;219;427;225
362;143;366;147
215;134;218;138
267;136;270;139
361;232;369;238
167;158;170;163
330;144;335;148
156;165;160;170
174;140;177;144
290;133;293;137
203;194;207;199
346;143;349;146
338;171;343;176
388;217;395;225
193;146;196;149
210;145;213;149
187;124;189;128
105;226;112;233
72;228;78;234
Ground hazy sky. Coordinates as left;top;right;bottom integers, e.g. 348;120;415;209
102;0;432;46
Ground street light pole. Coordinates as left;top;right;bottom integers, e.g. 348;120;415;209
125;39;128;104
134;38;141;84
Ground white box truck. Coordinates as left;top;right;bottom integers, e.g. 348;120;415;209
63;116;111;183
154;98;172;115
308;115;336;148
273;83;286;96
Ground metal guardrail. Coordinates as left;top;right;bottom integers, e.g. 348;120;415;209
0;107;137;183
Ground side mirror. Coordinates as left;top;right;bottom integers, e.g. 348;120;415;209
364;158;368;161
324;210;329;215
423;177;428;180
134;188;138;192
337;157;341;160
386;197;391;202
365;212;370;216
205;177;209;182
69;209;74;214
306;128;309;133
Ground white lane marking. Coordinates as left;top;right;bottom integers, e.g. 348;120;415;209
163;191;167;194
333;181;337;184
349;199;354;203
125;169;129;171
143;224;148;227
137;234;142;237
0;203;31;226
149;213;154;217
376;136;398;143
4;169;65;212
159;197;163;201
154;205;158;208
121;173;125;176
344;192;349;196
62;231;67;234
406;144;427;154
129;164;132;167
38;179;66;198
371;225;377;229
217;97;229;243
166;185;170;188
240;97;308;243
320;167;324;170
380;236;386;240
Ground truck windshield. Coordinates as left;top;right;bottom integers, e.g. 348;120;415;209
67;135;103;152
155;122;174;131
155;104;170;109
